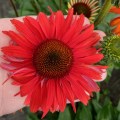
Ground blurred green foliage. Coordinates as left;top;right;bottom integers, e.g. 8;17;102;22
25;98;120;120
14;0;69;16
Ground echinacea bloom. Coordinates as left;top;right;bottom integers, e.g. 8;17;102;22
68;0;99;22
0;9;107;117
110;6;120;36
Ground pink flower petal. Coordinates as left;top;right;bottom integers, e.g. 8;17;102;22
84;17;90;25
94;69;107;82
94;30;106;41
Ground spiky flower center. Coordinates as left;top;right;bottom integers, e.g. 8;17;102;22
102;36;120;62
33;40;73;79
72;2;91;18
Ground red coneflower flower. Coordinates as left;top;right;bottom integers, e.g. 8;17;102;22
1;9;107;117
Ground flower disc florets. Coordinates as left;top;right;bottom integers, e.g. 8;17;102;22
72;2;91;18
33;39;73;79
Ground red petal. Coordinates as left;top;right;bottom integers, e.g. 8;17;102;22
38;12;50;38
42;80;55;118
62;79;76;112
12;75;34;84
50;91;58;113
69;24;94;47
49;13;56;38
3;31;33;49
30;82;41;112
81;75;100;91
76;66;102;80
11;19;39;45
56;80;66;112
10;60;32;68
0;62;16;71
73;47;96;58
74;14;84;32
24;93;32;105
69;71;99;93
23;17;43;43
79;54;104;64
67;77;90;105
62;14;84;43
55;11;64;39
2;46;32;59
41;80;47;110
12;68;36;83
60;8;73;38
95;65;108;69
74;33;100;48
20;76;39;96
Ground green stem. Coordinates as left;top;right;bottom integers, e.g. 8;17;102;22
59;0;62;10
10;0;19;17
30;0;39;14
94;0;112;26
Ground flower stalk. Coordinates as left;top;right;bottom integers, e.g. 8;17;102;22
10;0;19;17
59;0;62;10
94;0;112;26
30;0;39;14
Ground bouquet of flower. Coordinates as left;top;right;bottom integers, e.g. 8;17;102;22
0;0;120;120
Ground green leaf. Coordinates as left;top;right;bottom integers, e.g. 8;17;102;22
118;114;120;120
14;0;68;16
112;0;120;6
117;100;120;112
58;105;75;120
96;99;112;120
43;112;59;120
24;108;39;120
111;108;120;120
92;100;102;113
27;112;39;120
75;103;92;120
